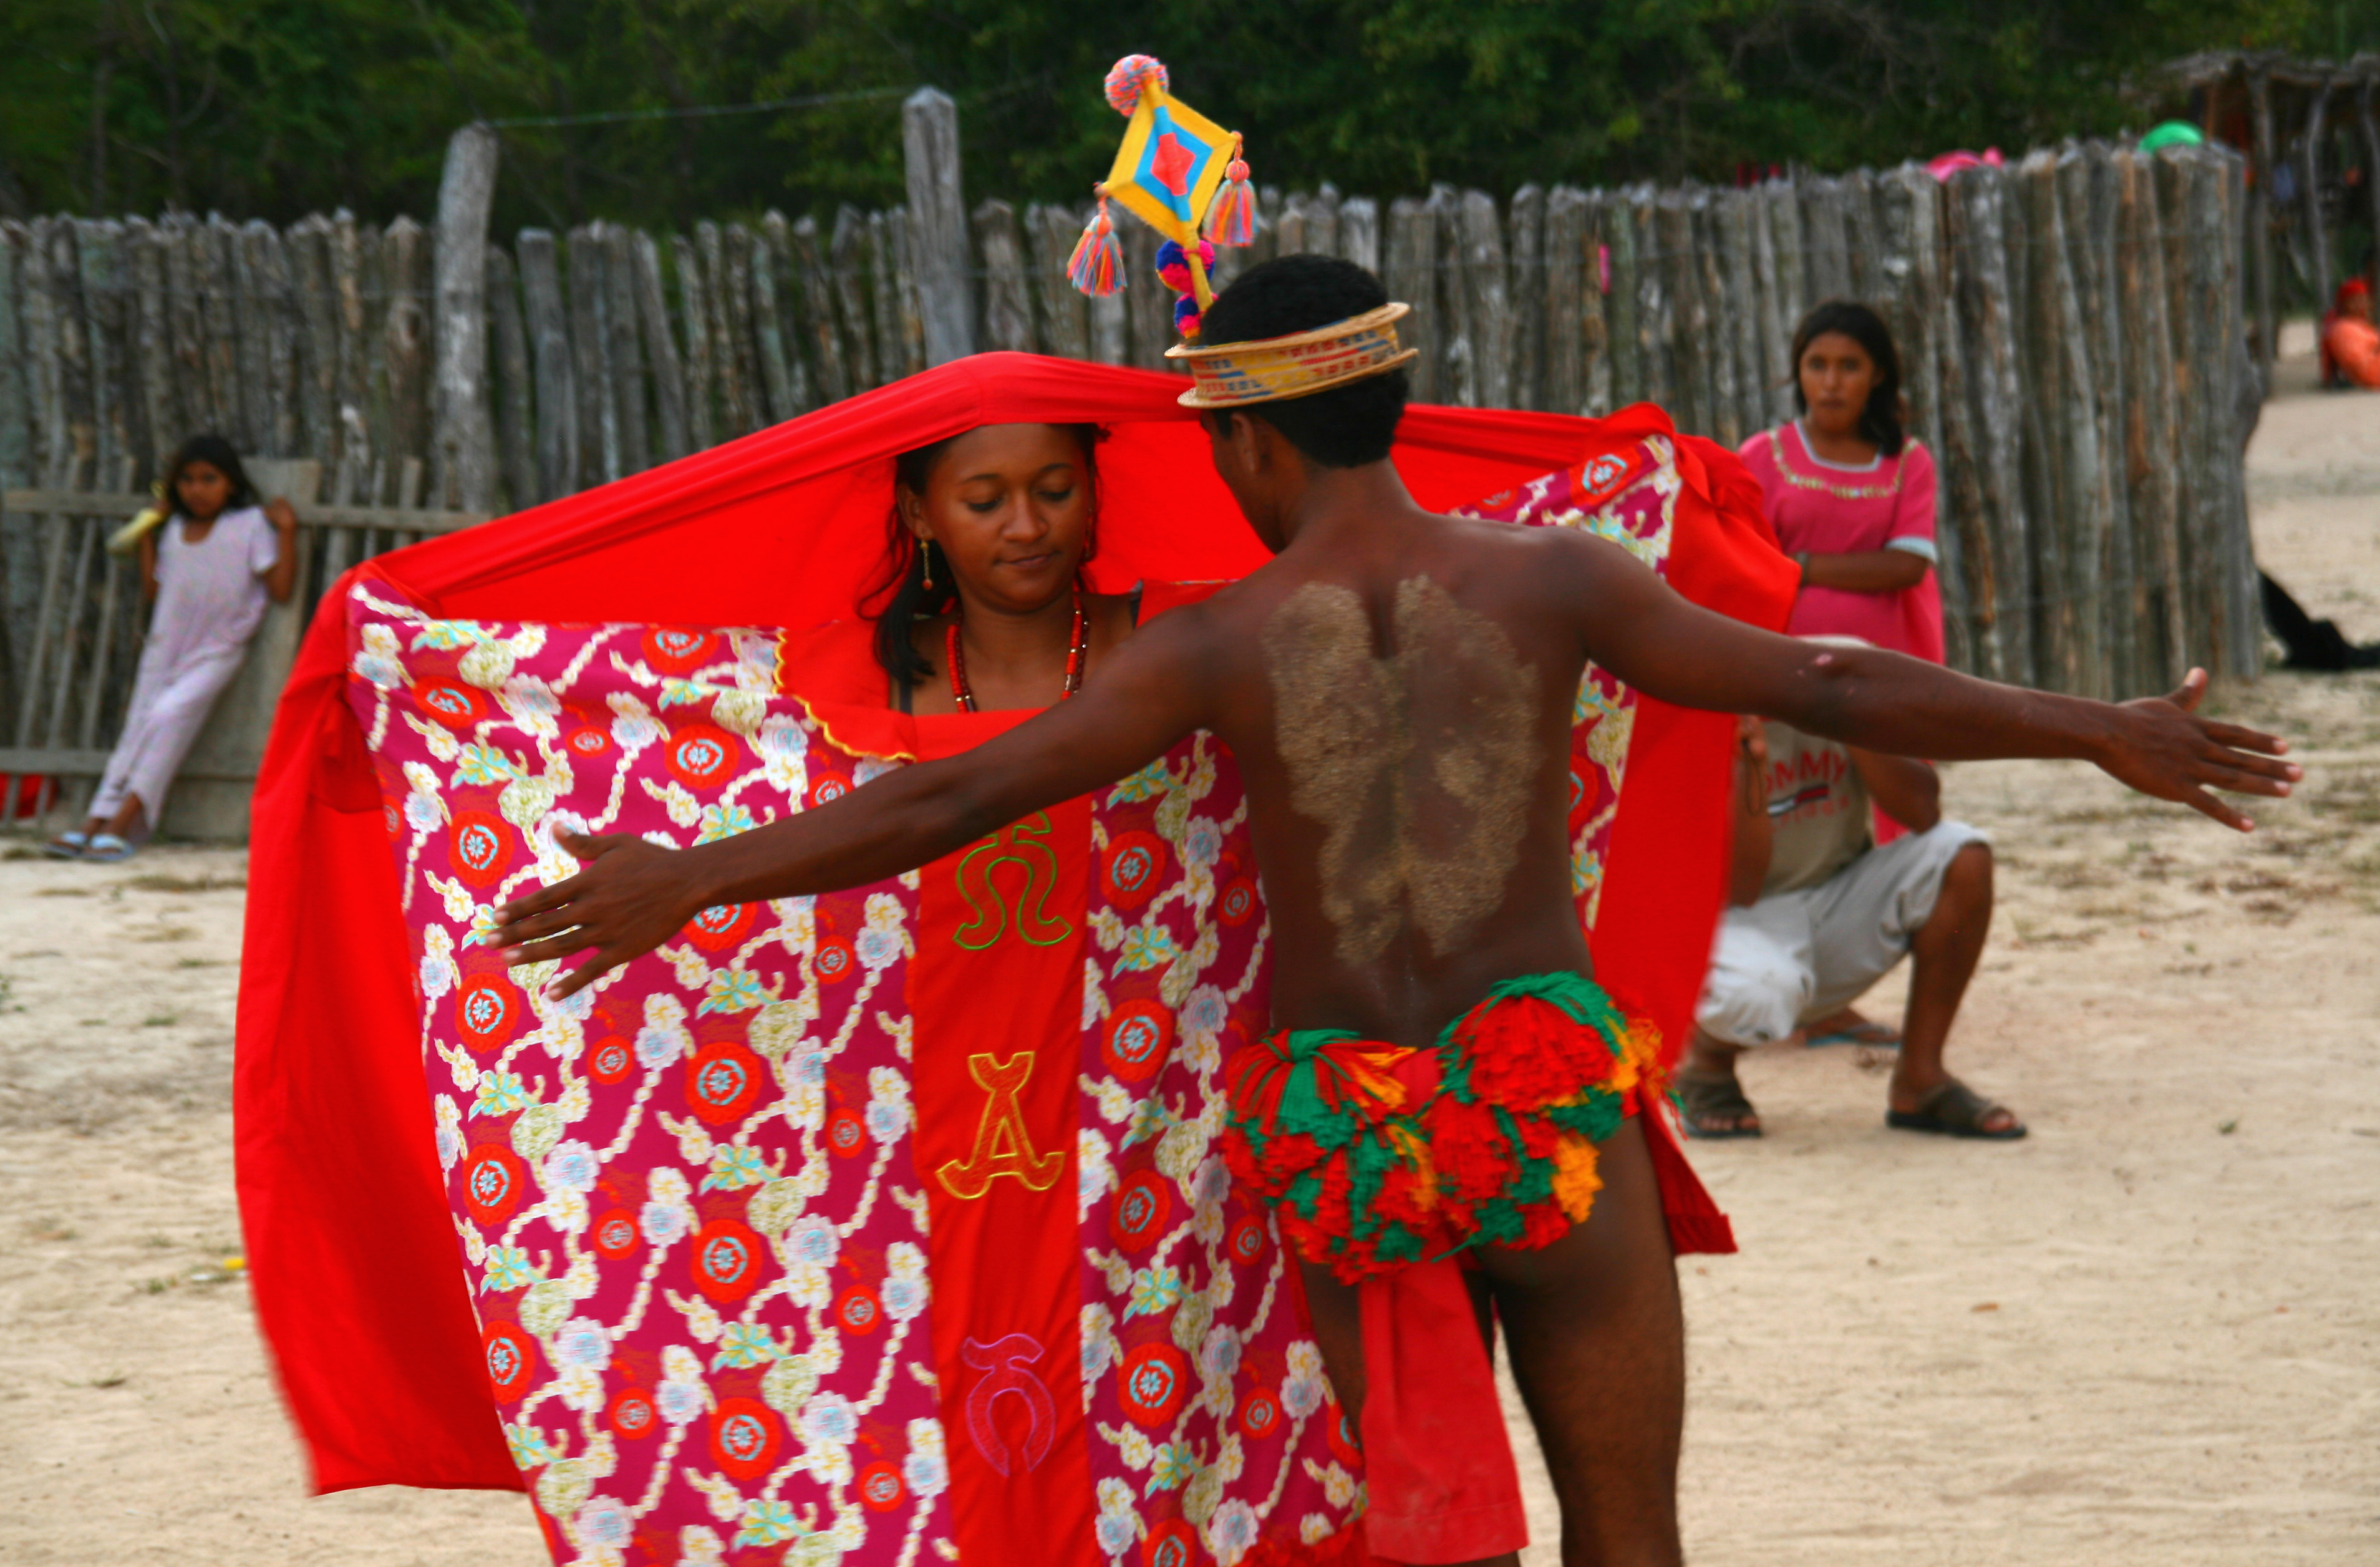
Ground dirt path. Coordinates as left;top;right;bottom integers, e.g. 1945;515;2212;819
2;369;2374;1566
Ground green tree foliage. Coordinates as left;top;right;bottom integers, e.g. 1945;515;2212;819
0;0;2361;230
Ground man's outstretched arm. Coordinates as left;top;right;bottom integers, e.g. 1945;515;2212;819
1562;533;2298;830
492;601;1222;997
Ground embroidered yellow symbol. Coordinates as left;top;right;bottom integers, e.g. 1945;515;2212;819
936;1052;1065;1199
952;812;1072;951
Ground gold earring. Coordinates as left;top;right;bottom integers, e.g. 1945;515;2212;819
921;540;933;591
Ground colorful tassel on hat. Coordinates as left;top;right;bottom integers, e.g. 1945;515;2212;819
1205;134;1257;247
1067;196;1125;298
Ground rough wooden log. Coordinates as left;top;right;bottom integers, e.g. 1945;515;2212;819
1025;204;1090;361
1507;184;1546;410
720;223;767;434
696;221;752;439
1801;177;1854;305
1718;189;1766;440
258;221;304;457
515;230;576;503
633;230;693;456
1338;197;1380;276
2301;75;2337;311
1748;182;1792;426
430;122;498;510
198;216;244;449
1841;170;1887;305
0;224;33;488
2061;143;2137;697
973;200;1035;354
1629;188;1670;417
1945;165;2032;686
484;243;536;512
1881;163;1968;672
2207;147;2260;679
1600;192;1640;409
75;221;134;478
888;206;929;379
564;225;617;483
157;217;210;445
1275;192;1310;256
1766;178;1809;354
830;208;878;392
671;233;717;454
1690;192;1738;443
1385;198;1434;402
329;213;372;503
284;216;337;470
1310;185;1342;260
602;224;651;470
227;221;282;455
864;210;906;382
901;87;973;365
1652;190;1699;433
1428;188;1473;405
748;217;803;424
2246;66;2278;363
2114;148;2185;691
1459;190;1513;409
380;216;432;505
788;216;848;405
126;220;178;474
1544;187;1586;416
2362;76;2380;301
45;223;96;486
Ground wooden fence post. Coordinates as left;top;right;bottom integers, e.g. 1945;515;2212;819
1460;189;1512;410
746;220;802;424
566;225;617;484
1025;205;1089;361
1385;199;1433;402
430;122;498;511
974;200;1034;354
1338;197;1380;276
2246;65;2278;362
902;88;974;364
830;208;879;392
671;233;717;454
380;216;432;505
602;224;652;468
1543;187;1585;417
1508;186;1546;411
515;230;576;503
787;216;848;407
1946;163;2032;686
634;230;693;455
485;243;536;512
2114;149;2185;691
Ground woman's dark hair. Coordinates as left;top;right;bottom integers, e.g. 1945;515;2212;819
162;434;259;515
863;423;1105;687
1199;255;1408;467
1787;301;1906;457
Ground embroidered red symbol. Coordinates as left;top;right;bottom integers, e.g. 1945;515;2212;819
1325;1397;1362;1464
815;937;856;984
481;1321;536;1402
461;1144;527;1225
1228;1214;1267;1267
417;681;486;730
807;772;851;808
1118;1342;1191;1428
857;1459;905;1512
709;1395;783;1481
1218;875;1258;928
1144;1518;1197;1567
1112;1169;1173;1253
382;802;402;840
455;974;517;1048
835;1283;883;1336
1239;1385;1282;1440
682;901;755;952
963;1333;1055;1476
642;627;716;674
1101;830;1169;910
690;1218;767;1303
665;724;738;791
592;1208;639;1261
448;810;511;887
826;1106;867;1158
1576;450;1638;506
564;725;612;759
608;1386;657;1439
586;1034;633;1085
1101;999;1173;1083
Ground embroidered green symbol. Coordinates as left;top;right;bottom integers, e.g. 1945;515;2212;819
952;812;1072;950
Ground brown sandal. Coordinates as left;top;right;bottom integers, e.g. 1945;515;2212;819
1886;1079;2026;1140
1674;1069;1763;1139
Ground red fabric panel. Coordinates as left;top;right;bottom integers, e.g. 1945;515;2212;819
235;562;519;1492
912;800;1099;1565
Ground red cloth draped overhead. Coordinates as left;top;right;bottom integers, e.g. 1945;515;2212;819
235;353;1794;1495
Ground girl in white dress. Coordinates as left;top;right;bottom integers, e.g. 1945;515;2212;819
48;436;297;860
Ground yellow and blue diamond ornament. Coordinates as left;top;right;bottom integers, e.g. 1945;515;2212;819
1066;55;1257;328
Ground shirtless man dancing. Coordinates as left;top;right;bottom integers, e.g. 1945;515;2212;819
493;257;2296;1566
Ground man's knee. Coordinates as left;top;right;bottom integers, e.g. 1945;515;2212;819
1696;954;1807;1047
1930;841;1993;925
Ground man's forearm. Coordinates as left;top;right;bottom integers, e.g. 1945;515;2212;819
680;759;1001;909
1773;645;2117;765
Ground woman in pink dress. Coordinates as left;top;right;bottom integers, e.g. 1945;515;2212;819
1738;300;1942;664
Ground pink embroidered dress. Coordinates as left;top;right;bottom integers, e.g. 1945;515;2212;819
1737;422;1943;664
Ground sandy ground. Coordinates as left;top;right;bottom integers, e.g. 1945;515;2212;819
2;361;2375;1565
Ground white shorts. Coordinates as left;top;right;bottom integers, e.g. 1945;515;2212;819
1695;819;1991;1047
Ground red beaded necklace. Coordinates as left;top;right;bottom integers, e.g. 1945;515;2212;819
946;583;1090;714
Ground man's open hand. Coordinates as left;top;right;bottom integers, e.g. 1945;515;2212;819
491;830;709;999
2096;669;2299;832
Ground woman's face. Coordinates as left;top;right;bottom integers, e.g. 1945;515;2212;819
175;460;233;520
901;424;1091;613
1798;331;1879;439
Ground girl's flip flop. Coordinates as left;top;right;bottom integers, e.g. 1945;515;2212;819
41;832;89;859
83;833;136;863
